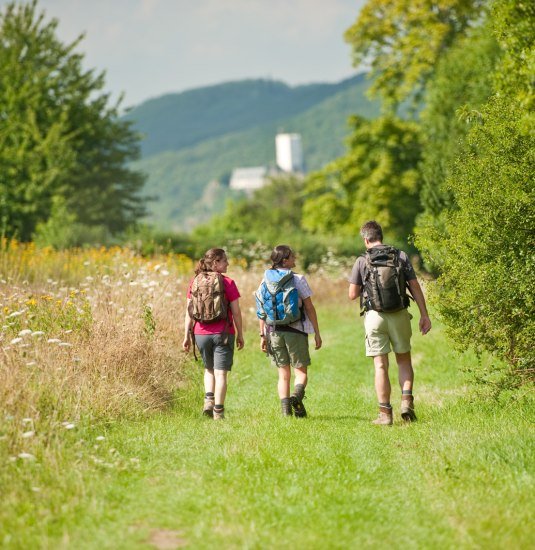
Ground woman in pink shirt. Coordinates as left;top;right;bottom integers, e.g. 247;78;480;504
183;248;244;420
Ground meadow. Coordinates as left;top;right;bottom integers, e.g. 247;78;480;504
1;242;533;549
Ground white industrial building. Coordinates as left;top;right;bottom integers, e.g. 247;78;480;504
275;133;303;173
229;166;269;192
228;133;304;194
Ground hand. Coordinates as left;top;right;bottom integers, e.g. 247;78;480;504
236;335;244;350
314;333;322;350
182;336;191;352
260;337;267;353
419;315;432;335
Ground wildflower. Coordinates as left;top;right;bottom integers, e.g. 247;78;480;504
59;343;72;347
7;310;24;319
62;422;76;429
25;362;37;367
85;276;94;282
31;331;45;337
10;337;22;345
161;270;169;276
96;436;105;441
18;329;32;337
17;453;35;460
26;299;37;306
47;338;62;344
154;264;162;272
22;431;35;438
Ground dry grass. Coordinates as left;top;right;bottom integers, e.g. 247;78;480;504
0;242;346;457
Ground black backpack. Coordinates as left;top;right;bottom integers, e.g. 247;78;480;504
362;246;410;314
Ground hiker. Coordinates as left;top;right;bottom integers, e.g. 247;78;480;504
256;245;322;417
348;221;431;425
183;248;244;420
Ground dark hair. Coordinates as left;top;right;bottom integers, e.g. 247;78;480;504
195;248;226;275
270;244;294;269
360;221;383;243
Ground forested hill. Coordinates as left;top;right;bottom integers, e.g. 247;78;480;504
126;74;379;231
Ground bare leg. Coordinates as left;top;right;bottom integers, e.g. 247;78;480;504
278;365;291;399
373;354;391;403
204;368;215;394
214;369;228;405
395;351;413;392
294;366;308;389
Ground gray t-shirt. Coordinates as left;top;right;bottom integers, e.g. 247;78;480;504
348;245;417;287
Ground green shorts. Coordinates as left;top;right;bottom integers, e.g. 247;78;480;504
268;331;310;369
364;309;413;357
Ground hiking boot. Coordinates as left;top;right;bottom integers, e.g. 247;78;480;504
372;406;393;426
400;397;416;422
281;397;293;417
213;407;225;420
202;397;215;417
290;394;307;418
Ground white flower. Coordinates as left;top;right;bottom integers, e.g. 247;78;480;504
154;264;162;272
10;337;22;345
64;329;73;334
59;343;72;347
25;361;37;367
63;423;76;430
47;338;62;344
85;276;94;282
22;431;35;438
18;452;35;460
83;261;90;266
161;270;169;276
18;329;32;336
7;310;25;319
96;436;105;441
31;331;45;337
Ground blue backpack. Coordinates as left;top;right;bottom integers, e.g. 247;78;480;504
256;269;302;326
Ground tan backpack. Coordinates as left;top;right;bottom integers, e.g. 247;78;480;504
188;271;228;323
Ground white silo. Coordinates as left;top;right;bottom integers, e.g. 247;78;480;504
275;133;303;173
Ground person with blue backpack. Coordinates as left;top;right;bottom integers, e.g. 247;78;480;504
256;245;322;417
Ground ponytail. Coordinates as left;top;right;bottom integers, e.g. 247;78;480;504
195;248;226;275
270;245;294;269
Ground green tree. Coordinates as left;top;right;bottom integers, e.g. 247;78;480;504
302;115;422;244
344;0;485;108
424;0;535;380
414;22;501;271
0;1;146;242
206;174;306;241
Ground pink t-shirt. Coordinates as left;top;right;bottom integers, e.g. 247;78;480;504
187;275;240;335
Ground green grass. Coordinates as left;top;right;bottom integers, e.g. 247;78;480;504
2;302;533;549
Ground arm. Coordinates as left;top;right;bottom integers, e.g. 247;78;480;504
303;297;322;350
348;283;361;301
259;319;267;352
230;299;244;350
407;279;431;335
183;299;193;351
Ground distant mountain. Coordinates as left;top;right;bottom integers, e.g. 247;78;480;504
126;74;379;231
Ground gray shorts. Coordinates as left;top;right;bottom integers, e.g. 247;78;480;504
268;331;310;369
194;333;235;371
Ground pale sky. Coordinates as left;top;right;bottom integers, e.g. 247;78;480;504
1;0;366;107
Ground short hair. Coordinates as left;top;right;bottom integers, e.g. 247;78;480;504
270;245;294;269
360;221;383;242
195;248;226;274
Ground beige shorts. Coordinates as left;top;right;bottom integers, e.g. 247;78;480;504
364;309;413;357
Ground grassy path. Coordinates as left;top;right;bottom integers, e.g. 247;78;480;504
5;303;534;548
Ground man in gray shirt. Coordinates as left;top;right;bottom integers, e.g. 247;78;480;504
348;221;431;425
